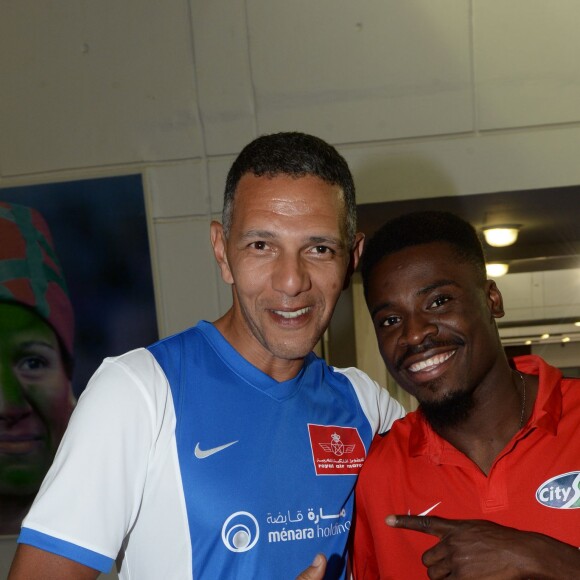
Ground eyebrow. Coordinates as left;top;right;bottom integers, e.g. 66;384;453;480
369;279;459;319
417;279;459;296
18;340;57;351
240;230;345;248
308;235;345;248
239;229;276;241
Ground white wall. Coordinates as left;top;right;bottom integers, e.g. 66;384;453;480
2;0;580;571
2;0;580;339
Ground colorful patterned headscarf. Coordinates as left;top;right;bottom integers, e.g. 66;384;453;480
0;202;74;362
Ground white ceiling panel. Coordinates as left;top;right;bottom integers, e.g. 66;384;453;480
0;0;201;175
475;0;580;130
190;0;258;155
246;0;473;143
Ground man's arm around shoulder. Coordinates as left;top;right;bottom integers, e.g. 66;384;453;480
9;544;100;580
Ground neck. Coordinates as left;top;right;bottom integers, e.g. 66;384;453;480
430;365;531;475
212;312;306;382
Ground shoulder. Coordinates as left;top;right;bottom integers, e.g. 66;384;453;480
356;421;416;500
561;375;580;392
93;347;167;393
331;365;383;393
331;365;406;432
147;324;205;354
78;347;172;427
367;413;418;459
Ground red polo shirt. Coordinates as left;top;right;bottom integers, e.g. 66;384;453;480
352;355;580;579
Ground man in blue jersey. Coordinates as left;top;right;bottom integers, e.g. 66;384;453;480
9;132;405;579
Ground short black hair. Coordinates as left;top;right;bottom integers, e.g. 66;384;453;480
222;132;357;245
361;210;487;296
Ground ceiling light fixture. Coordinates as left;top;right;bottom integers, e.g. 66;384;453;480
541;333;550;340
562;336;571;343
486;263;509;277
482;225;520;247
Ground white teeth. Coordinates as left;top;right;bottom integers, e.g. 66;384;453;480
274;307;310;319
409;350;455;373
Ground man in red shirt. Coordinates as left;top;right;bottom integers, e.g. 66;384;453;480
352;210;580;579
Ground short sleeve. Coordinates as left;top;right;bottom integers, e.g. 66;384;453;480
18;348;171;570
336;366;406;435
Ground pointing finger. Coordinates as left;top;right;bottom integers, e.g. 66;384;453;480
385;515;457;538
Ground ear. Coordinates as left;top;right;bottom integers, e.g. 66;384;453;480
343;232;365;290
210;221;234;285
486;280;505;319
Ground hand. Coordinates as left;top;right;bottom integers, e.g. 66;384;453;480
386;514;580;580
295;554;327;580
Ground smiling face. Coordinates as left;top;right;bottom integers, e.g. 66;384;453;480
0;303;74;497
366;241;505;413
211;173;364;380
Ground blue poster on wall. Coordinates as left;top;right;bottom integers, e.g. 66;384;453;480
0;174;159;397
0;174;158;534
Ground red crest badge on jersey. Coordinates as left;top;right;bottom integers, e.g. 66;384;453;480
307;424;366;476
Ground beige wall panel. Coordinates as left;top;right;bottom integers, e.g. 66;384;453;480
353;275;387;387
500;307;541;325
494;272;535;324
494;272;535;309
0;0;201;176
190;0;257;155
342;125;580;205
541;269;580;308
532;342;580;370
153;217;222;336
247;0;472;143
146;162;208;219
498;270;580;325
475;0;580;130
207;156;235;214
0;541;17;580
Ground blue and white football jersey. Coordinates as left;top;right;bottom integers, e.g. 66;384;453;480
19;321;404;579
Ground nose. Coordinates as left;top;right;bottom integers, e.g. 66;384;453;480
0;365;33;427
271;252;311;297
398;314;438;348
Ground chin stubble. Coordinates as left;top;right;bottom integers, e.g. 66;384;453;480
419;387;475;432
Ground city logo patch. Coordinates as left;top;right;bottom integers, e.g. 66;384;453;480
308;424;365;476
536;471;580;509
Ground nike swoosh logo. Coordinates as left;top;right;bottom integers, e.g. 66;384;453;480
194;440;238;459
418;501;441;516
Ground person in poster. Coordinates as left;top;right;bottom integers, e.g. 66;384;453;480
0;202;75;535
